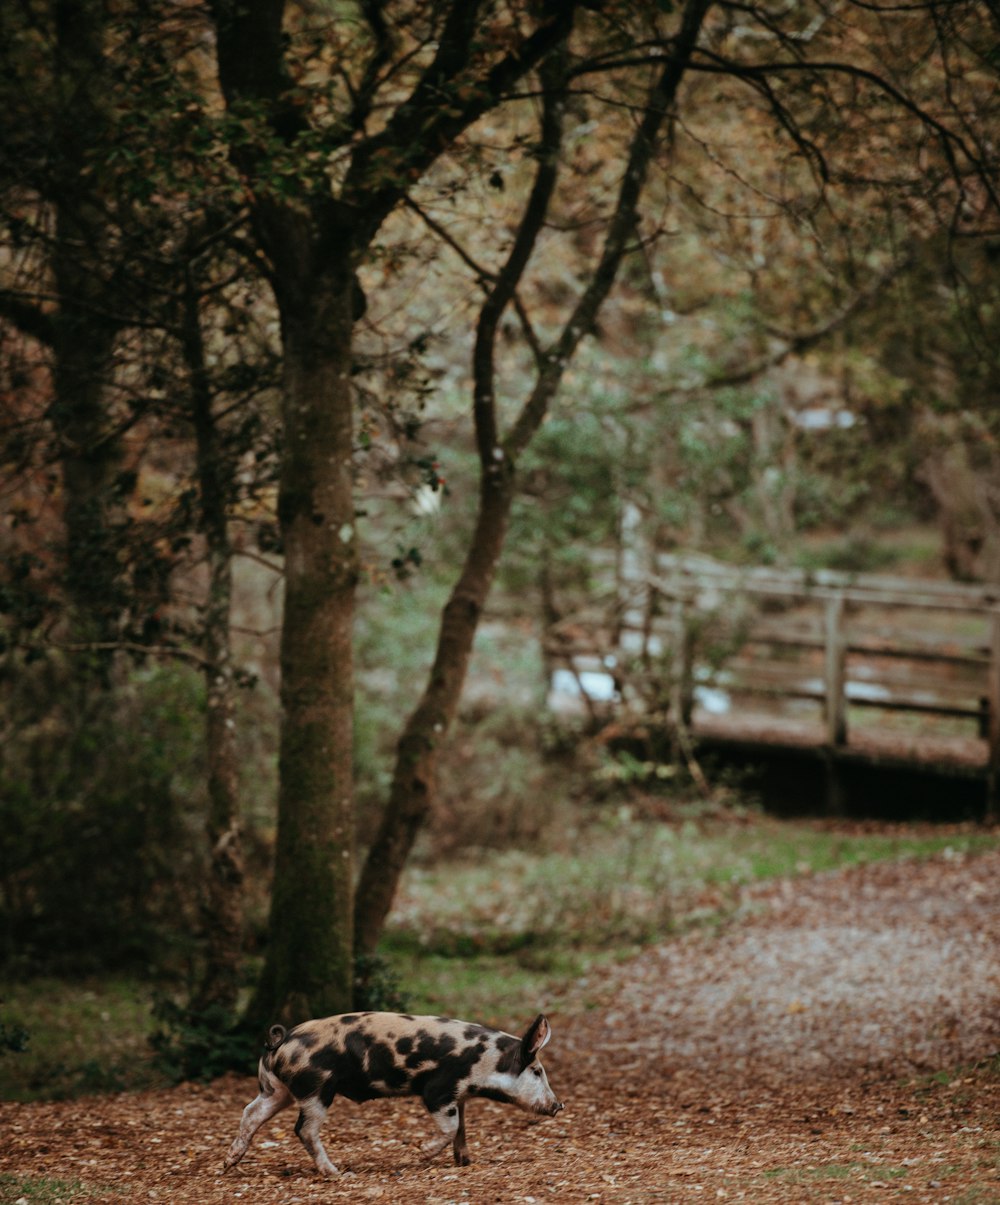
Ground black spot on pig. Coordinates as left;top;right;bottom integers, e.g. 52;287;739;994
495;1035;522;1074
306;1033;381;1103
405;1030;457;1068
419;1031;456;1061
416;1069;459;1113
368;1040;409;1091
448;1044;485;1079
291;1029;319;1050
311;1046;346;1075
396;1035;414;1057
288;1066;325;1100
411;1045;486;1112
344;1029;371;1061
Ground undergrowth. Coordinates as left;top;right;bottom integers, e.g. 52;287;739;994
2;812;996;1100
0;1175;114;1204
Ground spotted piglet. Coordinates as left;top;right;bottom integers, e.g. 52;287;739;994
222;1011;563;1176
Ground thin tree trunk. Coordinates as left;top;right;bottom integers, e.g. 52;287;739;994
354;0;715;954
354;49;569;956
354;468;516;955
182;266;245;1014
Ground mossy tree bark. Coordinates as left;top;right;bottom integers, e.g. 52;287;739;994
248;278;359;1026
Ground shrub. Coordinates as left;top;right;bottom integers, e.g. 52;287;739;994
0;661;208;976
150;998;258;1082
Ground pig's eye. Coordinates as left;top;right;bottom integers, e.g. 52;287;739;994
532;1067;542;1077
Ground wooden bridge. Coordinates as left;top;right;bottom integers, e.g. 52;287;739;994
545;552;1000;815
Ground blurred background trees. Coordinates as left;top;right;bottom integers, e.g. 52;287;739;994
1;0;997;1038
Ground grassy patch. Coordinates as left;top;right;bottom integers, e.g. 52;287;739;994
382;813;999;1019
763;1161;908;1184
0;1175;116;1203
0;977;163;1102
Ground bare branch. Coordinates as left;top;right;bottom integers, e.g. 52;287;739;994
690;50;1000;215
683;255;913;392
401;195;498;286
506;0;716;459
474;47;569;470
0;289;56;346
342;1;581;243
348;0;396;133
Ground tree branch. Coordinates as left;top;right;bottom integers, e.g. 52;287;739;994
691;50;1000;215
684;255;913;392
506;0;716;459
473;47;569;471
342;1;581;245
0;289;56;346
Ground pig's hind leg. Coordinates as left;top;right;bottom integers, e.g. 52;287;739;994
294;1093;340;1177
421;1100;470;1166
222;1075;293;1172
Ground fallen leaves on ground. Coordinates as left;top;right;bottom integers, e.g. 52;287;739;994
3;843;999;1203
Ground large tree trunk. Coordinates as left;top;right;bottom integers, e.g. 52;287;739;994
49;0;125;665
208;0;599;1012
50;322;123;655
247;275;358;1026
354;466;516;955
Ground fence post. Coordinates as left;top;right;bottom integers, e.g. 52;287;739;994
670;595;694;727
824;592;847;747
987;609;1000;822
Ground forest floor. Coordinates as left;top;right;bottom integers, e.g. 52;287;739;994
3;845;1000;1204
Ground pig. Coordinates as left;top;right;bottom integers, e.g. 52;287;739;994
222;1010;563;1177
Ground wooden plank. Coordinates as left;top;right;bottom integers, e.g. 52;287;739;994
696;677;985;720
651;552;1000;608
648;572;998;613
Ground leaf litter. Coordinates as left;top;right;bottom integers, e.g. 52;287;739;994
3;840;999;1203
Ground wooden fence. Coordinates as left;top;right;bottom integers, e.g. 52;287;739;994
547;552;1000;794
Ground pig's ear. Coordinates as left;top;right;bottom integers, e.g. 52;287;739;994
521;1014;552;1064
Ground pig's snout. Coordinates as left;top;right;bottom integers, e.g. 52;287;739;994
548;1100;564;1116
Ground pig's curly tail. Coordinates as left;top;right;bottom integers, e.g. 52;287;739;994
264;1024;287;1053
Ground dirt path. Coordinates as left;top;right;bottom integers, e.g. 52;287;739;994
4;847;1000;1203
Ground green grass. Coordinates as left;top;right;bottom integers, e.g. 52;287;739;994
763;1162;908;1184
3;814;997;1098
0;1175;117;1203
380;813;999;1021
0;977;161;1102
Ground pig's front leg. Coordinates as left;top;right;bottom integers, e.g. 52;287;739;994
420;1101;470;1166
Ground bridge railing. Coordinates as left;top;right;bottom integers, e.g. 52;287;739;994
547;552;1000;786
